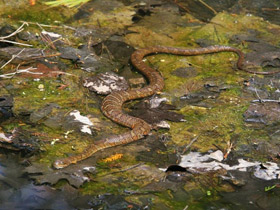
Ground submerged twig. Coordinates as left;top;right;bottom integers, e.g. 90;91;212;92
0;48;25;69
254;87;262;101
0;22;32;47
251;99;280;103
0;22;28;39
40;32;59;50
97;163;143;178
0;66;39;78
213;143;223;151
111;163;143;174
262;7;280;11
181;135;199;154
0;39;32;47
171;0;191;13
183;204;189;210
20;21;76;31
197;0;217;14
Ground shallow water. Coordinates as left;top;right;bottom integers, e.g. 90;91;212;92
0;0;280;209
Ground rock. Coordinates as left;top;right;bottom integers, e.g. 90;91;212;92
130;97;184;124
43;112;64;129
30;103;60;123
58;46;101;72
25;162;97;188
93;40;134;64
0;25;16;47
243;102;280;125
0;47;51;64
220;174;247;187
0;128;40;154
209;150;224;162
83;72;129;95
0;95;13;121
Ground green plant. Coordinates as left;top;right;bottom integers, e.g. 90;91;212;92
45;0;90;8
264;185;276;192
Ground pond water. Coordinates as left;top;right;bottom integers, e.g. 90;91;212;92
0;0;280;209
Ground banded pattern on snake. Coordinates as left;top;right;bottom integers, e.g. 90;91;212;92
53;45;276;169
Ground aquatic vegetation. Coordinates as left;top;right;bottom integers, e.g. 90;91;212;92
45;0;90;8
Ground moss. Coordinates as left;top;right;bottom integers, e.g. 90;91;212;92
12;78;83;114
82;179;121;195
76;6;135;30
3;3;75;24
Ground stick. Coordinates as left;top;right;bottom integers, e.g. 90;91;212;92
0;22;33;47
181;135;199;154
251;99;280;103
0;67;39;78
0;48;25;69
197;0;217;14
0;22;28;39
0;39;33;47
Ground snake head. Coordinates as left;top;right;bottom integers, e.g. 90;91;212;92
53;159;70;169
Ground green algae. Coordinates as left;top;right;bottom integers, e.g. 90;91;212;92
0;2;279;208
2;3;75;24
82;157;146;196
123;12;279;159
77;5;135;31
12;78;82;113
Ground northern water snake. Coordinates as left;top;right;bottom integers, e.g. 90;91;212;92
53;45;277;169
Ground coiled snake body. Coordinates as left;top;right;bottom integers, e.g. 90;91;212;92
53;45;254;169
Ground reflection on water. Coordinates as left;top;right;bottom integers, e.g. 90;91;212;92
0;153;75;210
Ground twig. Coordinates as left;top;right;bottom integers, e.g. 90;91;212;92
28;52;62;60
182;135;199;154
254;87;262;101
213;26;221;42
95;163;143;178
183;204;189;210
270;129;280;137
197;0;217;14
171;0;191;13
0;22;28;39
20;21;76;31
0;66;39;78
251;99;280;103
224;141;233;159
116;163;142;173
0;48;25;69
0;22;32;47
40;32;58;50
110;163;143;174
262;7;280;11
0;39;33;47
0;65;75;79
213;143;223;151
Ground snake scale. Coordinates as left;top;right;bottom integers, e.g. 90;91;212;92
53;45;278;169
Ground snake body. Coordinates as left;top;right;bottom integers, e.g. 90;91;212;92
53;45;247;169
